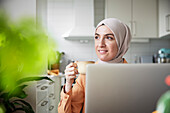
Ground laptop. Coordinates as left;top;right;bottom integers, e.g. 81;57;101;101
85;64;170;113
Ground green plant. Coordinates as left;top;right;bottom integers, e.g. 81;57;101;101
48;51;61;70
0;12;57;113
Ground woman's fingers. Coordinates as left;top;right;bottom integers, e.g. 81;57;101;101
65;63;78;75
66;62;77;69
66;67;75;72
66;71;75;75
65;68;78;75
64;62;78;92
66;75;76;79
64;62;79;84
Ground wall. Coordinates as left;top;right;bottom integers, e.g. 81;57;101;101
47;0;97;61
125;38;170;63
0;0;36;21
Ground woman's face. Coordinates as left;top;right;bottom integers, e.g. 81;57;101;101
95;25;118;61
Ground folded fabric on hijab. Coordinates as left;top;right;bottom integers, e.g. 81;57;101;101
96;18;132;63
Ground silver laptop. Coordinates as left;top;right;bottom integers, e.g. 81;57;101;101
85;64;170;113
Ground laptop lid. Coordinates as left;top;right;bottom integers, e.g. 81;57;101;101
85;64;170;113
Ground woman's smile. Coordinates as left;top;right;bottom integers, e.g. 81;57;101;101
98;50;108;54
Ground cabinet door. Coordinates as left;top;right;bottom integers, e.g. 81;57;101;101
133;0;158;38
159;0;170;37
105;0;132;31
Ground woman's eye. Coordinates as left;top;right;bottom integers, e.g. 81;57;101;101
106;37;113;40
95;36;99;39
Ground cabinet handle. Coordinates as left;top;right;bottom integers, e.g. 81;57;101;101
49;105;54;111
40;86;48;90
128;21;132;32
41;101;48;106
166;14;170;32
133;21;136;36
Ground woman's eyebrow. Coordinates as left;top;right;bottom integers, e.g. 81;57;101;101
95;33;99;35
105;33;114;36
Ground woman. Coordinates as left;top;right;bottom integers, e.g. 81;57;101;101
58;18;131;113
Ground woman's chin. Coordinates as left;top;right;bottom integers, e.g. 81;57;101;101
99;57;109;62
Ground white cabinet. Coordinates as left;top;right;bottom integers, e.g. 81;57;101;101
36;75;65;113
105;0;132;31
105;0;158;38
159;0;170;37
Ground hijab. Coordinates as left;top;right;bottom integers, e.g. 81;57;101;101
96;18;132;63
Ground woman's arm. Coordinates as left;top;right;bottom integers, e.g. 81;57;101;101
58;74;84;113
58;63;85;113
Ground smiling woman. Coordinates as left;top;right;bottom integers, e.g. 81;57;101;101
95;25;118;62
96;18;131;63
58;18;132;113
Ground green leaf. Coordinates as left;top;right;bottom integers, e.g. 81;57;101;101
0;93;8;99
0;104;6;113
0;13;56;92
13;99;34;113
14;99;33;109
2;100;13;113
13;107;25;112
16;76;52;85
56;51;61;64
8;85;28;99
8;102;16;111
0;85;27;100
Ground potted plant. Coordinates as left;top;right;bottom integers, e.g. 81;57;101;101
0;12;57;113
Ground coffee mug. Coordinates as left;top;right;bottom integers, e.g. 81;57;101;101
76;61;95;74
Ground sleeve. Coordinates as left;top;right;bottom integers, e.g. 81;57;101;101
58;74;85;113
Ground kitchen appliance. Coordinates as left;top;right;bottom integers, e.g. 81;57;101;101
59;52;71;74
62;0;95;41
157;48;170;63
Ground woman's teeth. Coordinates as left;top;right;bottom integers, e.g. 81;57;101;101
99;50;108;54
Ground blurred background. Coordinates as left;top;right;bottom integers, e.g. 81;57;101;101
1;0;170;64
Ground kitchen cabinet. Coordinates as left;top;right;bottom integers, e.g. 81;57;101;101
159;0;170;38
36;75;65;113
105;0;158;38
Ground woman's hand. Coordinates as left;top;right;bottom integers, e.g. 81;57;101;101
64;62;78;93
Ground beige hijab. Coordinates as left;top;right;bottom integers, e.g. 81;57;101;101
96;18;132;63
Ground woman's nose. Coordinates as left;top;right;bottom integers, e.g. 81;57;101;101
98;38;106;47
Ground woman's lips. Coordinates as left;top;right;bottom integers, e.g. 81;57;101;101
98;50;108;54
